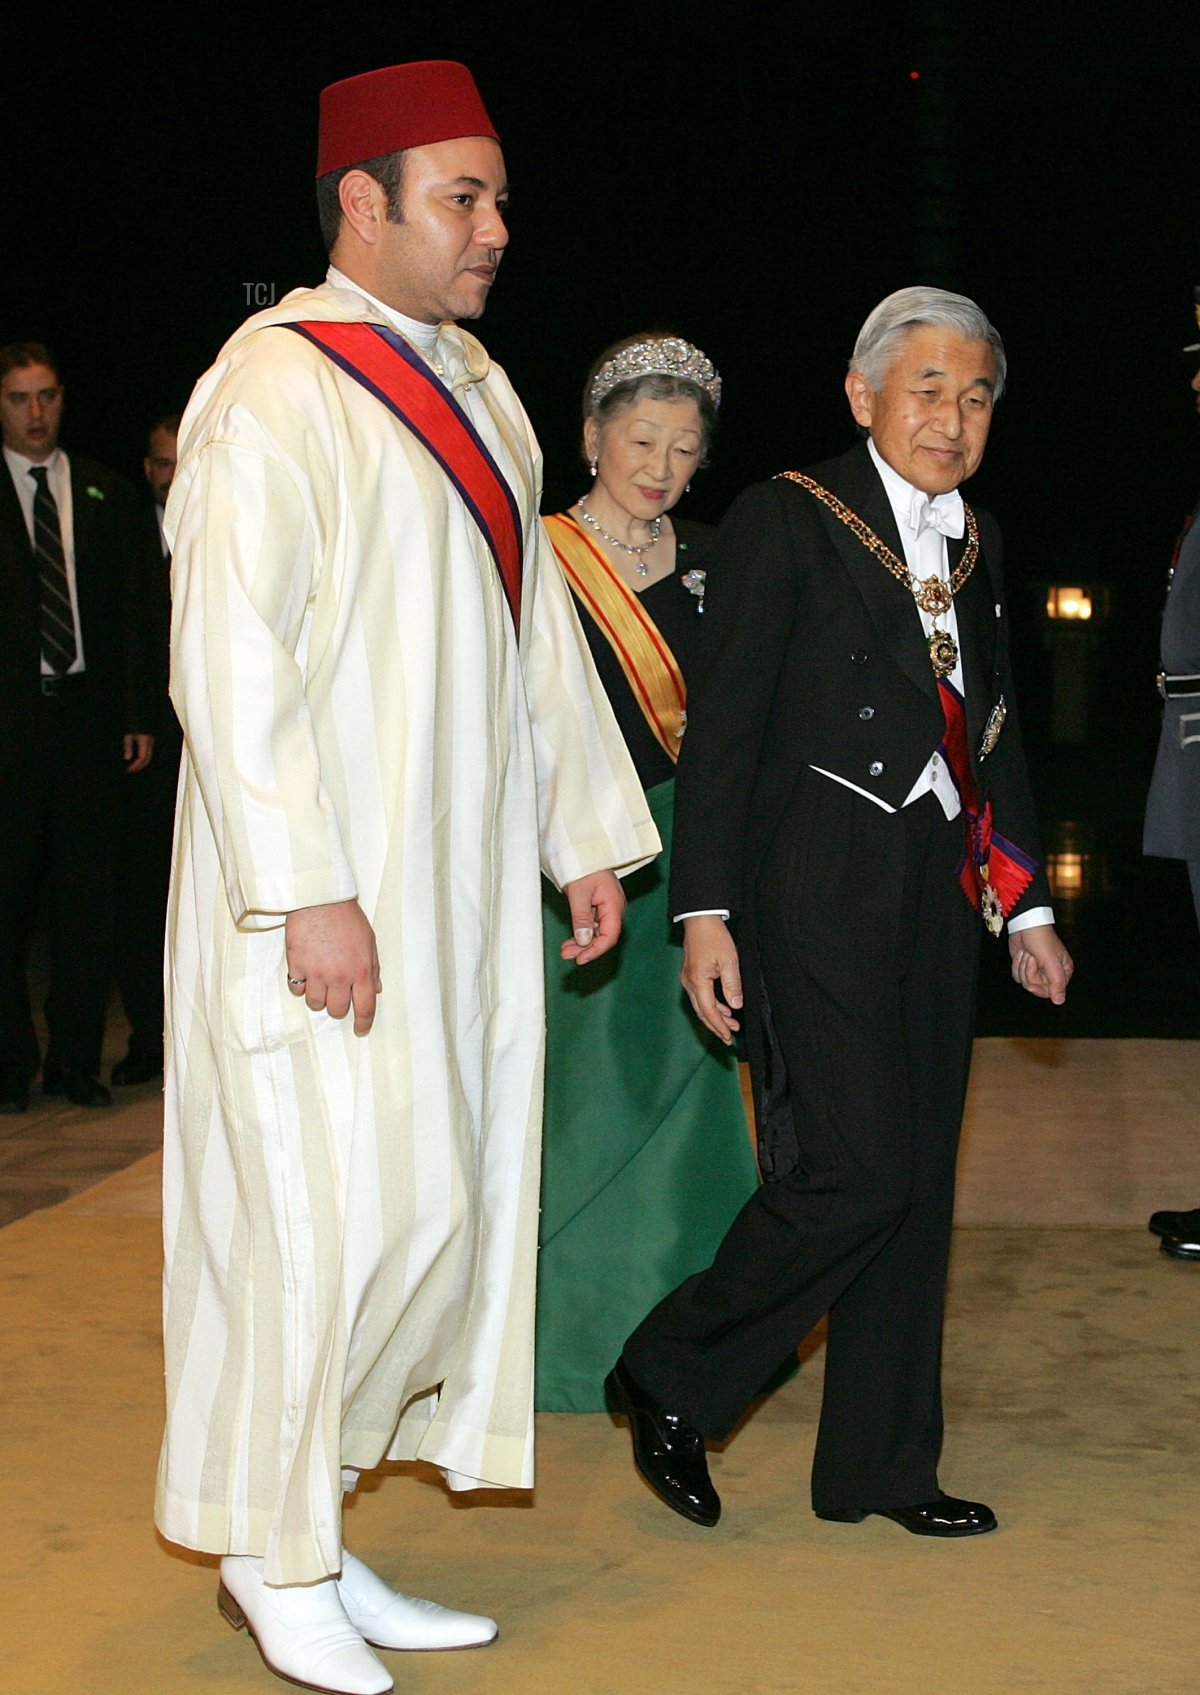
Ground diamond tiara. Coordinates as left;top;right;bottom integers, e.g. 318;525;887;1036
588;337;722;408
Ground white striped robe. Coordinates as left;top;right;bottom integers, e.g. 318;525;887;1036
155;282;659;1584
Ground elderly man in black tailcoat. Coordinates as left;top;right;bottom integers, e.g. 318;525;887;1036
607;286;1072;1539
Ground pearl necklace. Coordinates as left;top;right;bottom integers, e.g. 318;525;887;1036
577;501;663;575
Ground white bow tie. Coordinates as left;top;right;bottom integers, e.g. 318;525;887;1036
909;491;965;541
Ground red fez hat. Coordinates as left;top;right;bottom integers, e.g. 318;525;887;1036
317;60;498;178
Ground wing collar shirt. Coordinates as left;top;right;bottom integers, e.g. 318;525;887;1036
809;438;964;821
3;443;86;674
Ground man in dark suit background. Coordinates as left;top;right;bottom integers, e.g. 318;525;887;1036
1142;288;1200;1263
111;413;182;1088
0;341;154;1111
607;287;1072;1538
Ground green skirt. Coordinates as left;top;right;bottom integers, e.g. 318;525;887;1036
536;778;760;1411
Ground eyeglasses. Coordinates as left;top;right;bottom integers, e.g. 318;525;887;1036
1;387;63;409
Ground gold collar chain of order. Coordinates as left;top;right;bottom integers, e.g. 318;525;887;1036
778;471;980;678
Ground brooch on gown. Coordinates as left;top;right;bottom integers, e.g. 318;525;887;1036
681;569;707;613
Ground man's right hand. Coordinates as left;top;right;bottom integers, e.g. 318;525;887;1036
681;914;743;1046
285;899;381;1036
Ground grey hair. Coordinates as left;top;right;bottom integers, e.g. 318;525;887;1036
849;286;1006;400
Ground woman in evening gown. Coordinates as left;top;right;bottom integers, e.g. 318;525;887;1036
536;333;760;1411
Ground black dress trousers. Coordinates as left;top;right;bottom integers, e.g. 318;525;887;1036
0;676;122;1084
624;774;980;1514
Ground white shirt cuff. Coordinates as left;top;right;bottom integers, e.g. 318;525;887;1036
1007;905;1054;936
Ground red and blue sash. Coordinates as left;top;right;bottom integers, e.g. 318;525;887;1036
285;320;524;629
938;678;1036;923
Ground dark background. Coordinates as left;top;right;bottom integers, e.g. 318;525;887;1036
4;2;1198;1034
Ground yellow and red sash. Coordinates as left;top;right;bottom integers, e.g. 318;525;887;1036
544;512;687;762
285;320;523;629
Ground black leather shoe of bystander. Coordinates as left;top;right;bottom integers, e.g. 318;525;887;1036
1148;1205;1200;1240
42;1060;114;1109
1159;1234;1200;1261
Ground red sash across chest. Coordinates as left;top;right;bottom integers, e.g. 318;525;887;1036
284;320;524;630
937;677;1036;928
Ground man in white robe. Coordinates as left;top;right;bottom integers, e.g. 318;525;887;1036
156;61;659;1695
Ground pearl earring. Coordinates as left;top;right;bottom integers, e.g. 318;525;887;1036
685;481;691;494
589;459;597;478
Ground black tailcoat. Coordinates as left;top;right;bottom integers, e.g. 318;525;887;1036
627;443;1049;1512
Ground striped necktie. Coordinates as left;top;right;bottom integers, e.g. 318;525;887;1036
29;465;78;674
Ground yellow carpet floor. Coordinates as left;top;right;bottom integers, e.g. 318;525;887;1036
2;1039;1197;1694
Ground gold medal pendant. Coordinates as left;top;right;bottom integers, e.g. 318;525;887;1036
776;474;980;686
914;574;954;617
928;627;959;679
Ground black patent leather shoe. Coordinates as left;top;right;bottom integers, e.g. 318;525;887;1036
1160;1234;1200;1261
110;1048;164;1087
817;1494;997;1537
1148;1204;1200;1239
41;1061;114;1110
604;1357;720;1527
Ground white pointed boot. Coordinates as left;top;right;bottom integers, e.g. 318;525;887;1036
337;1551;498;1650
218;1556;394;1694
